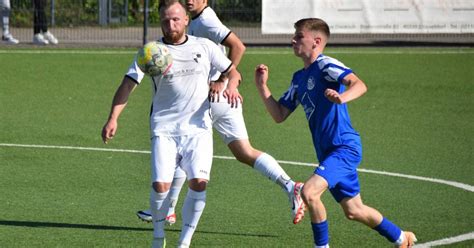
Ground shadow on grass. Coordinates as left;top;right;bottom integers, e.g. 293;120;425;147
0;220;278;238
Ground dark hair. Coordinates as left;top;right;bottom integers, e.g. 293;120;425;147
158;0;186;12
294;18;330;38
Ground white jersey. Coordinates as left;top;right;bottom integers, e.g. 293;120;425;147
188;7;230;81
126;35;232;137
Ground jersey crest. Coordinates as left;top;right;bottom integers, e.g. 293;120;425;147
307;76;315;90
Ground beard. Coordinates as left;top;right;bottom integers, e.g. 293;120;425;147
163;28;185;44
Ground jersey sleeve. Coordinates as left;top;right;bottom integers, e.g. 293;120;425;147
200;9;231;44
318;56;353;84
278;73;300;112
125;58;146;85
205;39;232;74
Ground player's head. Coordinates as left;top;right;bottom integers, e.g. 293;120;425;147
292;18;330;58
159;0;189;44
185;0;208;16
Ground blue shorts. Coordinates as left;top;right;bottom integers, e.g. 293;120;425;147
314;146;362;202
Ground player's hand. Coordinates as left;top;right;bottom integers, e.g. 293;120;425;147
223;87;243;108
101;119;118;144
209;81;225;102
324;88;343;104
254;64;269;87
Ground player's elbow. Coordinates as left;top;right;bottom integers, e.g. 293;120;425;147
240;43;246;53
361;81;368;94
272;105;290;123
274;118;285;124
272;112;288;123
231;39;245;55
353;79;367;97
360;84;368;98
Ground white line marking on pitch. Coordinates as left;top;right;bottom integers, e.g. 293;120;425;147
414;231;474;247
1;143;472;192
1;143;473;246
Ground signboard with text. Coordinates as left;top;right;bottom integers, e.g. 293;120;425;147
262;0;474;34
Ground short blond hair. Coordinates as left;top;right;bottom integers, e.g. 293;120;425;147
294;18;330;38
159;0;186;12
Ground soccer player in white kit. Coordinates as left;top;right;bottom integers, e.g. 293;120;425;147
102;1;242;247
137;0;306;226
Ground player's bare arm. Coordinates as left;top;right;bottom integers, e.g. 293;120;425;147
221;65;243;108
209;32;246;104
254;64;291;123
222;32;246;67
324;73;367;104
101;76;137;144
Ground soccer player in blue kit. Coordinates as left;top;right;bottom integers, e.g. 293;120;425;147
254;18;417;248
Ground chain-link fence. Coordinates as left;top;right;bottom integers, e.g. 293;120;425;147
3;0;474;47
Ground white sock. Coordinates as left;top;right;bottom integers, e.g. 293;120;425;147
150;190;169;238
254;153;294;193
2;16;8;35
167;173;186;216
179;189;206;246
1;6;9;35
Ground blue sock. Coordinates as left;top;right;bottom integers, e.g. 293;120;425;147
373;217;402;243
311;220;329;246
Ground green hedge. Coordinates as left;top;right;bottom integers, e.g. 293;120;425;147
10;0;160;27
9;0;259;27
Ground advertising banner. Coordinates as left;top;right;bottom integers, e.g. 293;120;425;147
262;0;474;34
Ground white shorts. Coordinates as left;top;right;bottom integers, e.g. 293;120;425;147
150;130;213;182
210;97;249;145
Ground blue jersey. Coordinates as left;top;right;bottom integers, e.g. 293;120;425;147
279;54;361;163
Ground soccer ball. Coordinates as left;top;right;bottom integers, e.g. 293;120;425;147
136;41;173;76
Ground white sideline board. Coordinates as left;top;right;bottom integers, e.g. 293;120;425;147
262;0;474;34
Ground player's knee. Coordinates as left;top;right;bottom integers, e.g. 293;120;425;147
301;185;322;205
152;182;170;193
343;208;362;221
188;178;207;192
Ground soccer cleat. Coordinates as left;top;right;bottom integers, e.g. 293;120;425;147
291;182;306;224
136;210;152;223
137;209;176;225
397;231;417;248
2;33;19;44
151;237;166;248
43;31;58;45
165;213;176;225
33;33;49;45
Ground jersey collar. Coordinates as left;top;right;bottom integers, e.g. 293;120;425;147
161;35;189;46
191;6;208;20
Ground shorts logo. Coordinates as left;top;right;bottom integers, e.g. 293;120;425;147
199;169;208;175
319;166;325;171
